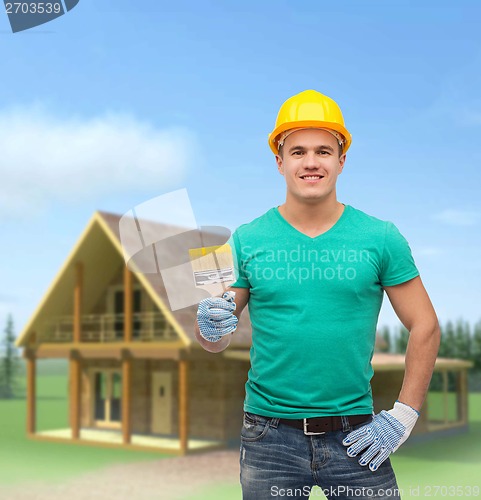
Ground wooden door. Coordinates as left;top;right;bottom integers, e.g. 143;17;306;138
151;371;172;434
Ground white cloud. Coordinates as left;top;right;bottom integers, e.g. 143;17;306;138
0;104;197;218
433;209;480;227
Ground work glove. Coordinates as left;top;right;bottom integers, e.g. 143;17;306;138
342;400;419;472
197;291;238;342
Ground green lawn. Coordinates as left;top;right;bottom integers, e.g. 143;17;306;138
0;372;174;487
2;369;480;499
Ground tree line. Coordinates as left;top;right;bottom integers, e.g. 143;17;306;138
376;318;481;365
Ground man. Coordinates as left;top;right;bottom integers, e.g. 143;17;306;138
194;90;440;499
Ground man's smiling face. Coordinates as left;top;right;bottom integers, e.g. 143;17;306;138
275;128;346;204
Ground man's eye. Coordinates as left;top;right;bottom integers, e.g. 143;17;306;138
292;151;303;155
318;151;329;155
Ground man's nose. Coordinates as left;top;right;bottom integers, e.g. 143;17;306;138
303;152;320;168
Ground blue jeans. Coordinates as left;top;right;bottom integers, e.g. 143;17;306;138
240;411;401;499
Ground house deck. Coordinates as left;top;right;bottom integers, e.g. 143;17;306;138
32;428;225;454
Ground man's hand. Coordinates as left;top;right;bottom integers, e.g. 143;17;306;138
342;401;419;472
197;291;238;342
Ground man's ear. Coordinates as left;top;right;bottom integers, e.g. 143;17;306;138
276;155;284;175
338;153;346;174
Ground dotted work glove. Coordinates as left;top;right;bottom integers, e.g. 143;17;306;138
197;291;238;342
342;400;419;472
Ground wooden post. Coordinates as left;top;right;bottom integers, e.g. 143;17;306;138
26;353;36;435
69;352;81;439
179;359;189;454
443;370;449;424
122;351;132;444
74;262;83;343
457;370;467;424
124;266;133;343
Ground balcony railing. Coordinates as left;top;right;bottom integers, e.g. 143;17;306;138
39;312;178;343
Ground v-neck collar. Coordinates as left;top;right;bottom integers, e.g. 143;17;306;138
273;204;350;241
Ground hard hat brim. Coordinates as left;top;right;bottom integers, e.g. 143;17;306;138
269;120;352;156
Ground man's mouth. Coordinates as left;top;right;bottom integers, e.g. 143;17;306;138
299;175;324;182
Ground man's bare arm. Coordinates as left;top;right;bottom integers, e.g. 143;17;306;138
384;276;441;412
194;286;250;353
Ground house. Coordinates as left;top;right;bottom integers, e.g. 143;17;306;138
15;210;472;455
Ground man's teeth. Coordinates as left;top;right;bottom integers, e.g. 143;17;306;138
302;176;323;179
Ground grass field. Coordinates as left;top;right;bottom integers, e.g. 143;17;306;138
0;365;174;488
1;364;480;499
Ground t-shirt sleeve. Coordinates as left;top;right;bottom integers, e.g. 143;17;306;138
226;230;250;288
380;222;420;287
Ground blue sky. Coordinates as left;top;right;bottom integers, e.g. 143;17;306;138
1;0;481;339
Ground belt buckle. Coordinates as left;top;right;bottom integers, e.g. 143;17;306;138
303;418;326;436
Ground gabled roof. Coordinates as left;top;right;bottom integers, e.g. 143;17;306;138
16;210;252;349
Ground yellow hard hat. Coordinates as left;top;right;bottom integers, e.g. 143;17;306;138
268;89;352;155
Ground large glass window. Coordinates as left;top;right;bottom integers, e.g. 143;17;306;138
112;289;142;339
94;372;106;420
111;372;122;422
94;371;122;424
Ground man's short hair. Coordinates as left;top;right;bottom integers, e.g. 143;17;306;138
278;139;344;159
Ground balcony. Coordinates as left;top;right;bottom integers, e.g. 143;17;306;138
39;312;178;343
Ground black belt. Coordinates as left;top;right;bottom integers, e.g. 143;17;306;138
279;414;372;435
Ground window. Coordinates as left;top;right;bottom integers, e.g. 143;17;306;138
93;370;122;425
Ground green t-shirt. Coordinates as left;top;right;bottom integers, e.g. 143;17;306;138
227;204;419;418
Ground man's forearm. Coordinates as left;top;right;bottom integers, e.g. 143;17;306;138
397;322;441;412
